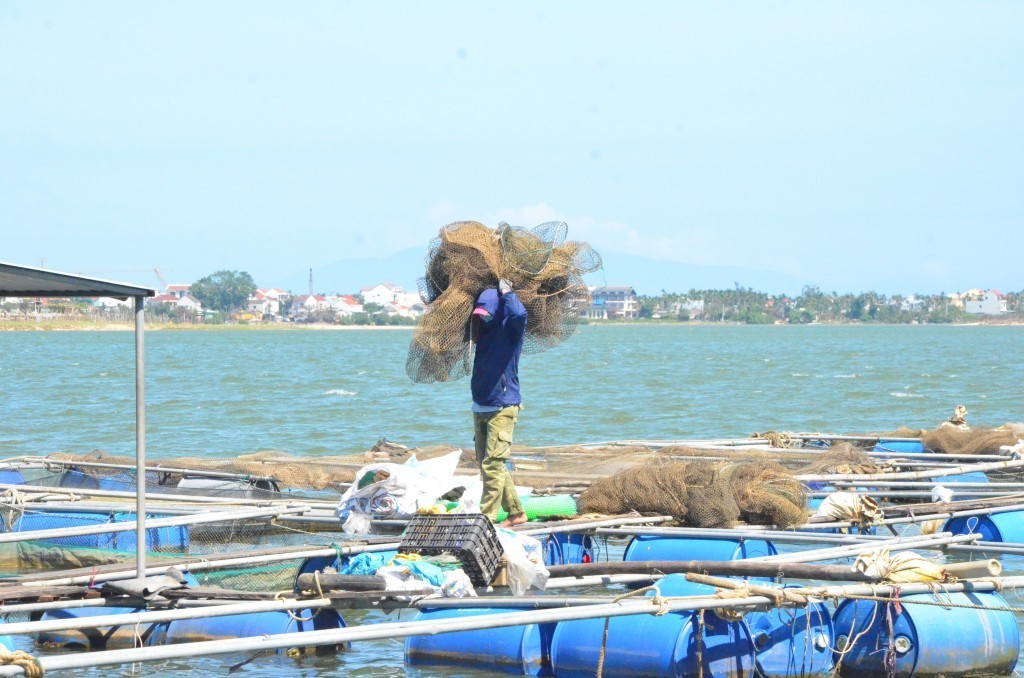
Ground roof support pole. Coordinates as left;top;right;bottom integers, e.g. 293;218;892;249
134;295;147;579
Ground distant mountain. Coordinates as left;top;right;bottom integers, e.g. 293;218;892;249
277;248;809;297
276;249;427;295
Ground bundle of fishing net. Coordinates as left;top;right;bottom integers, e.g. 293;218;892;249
576;459;807;528
795;442;879;476
406;220;602;383
921;426;1023;456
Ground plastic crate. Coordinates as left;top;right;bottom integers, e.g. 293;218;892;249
399;514;504;586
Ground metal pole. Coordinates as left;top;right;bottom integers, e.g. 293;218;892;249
134;295;146;580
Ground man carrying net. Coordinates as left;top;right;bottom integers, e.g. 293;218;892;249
471;279;528;526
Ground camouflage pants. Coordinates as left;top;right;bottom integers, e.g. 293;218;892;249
473;406;525;521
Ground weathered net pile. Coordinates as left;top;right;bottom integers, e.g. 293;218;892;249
921;426;1024;455
406;220;602;383
576;459;807;528
793;442;879;476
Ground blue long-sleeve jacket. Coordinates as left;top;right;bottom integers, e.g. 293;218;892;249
471;288;527;407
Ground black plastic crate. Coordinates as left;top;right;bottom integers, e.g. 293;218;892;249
399;514;504;586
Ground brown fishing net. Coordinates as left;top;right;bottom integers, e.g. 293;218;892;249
921;427;1023;455
794;442;878;476
406;220;601;383
576;459;807;528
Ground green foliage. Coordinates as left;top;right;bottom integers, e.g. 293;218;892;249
191;271;257;313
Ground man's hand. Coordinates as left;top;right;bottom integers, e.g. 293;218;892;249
498;278;513;296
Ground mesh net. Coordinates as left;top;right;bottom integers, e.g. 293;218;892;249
576;459;807;528
407;220;601;383
921;426;1023;455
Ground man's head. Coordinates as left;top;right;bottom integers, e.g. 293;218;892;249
473;288;499;324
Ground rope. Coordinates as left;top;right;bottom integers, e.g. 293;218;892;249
696;609;705;678
277;571;323;622
750;430;793;448
595;585;666;678
835;592;1024;613
0;648;44;678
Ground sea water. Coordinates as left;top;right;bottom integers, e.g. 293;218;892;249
1;324;1023;675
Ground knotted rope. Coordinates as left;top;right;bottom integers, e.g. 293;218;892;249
0;648;44;678
595;586;670;678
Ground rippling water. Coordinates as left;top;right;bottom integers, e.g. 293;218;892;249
1;325;1021;458
2;325;1023;675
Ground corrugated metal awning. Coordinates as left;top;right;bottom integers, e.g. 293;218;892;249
0;261;156;299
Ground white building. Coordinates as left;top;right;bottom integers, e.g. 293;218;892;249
964;290;1007;315
360;283;404;306
584;286;639;320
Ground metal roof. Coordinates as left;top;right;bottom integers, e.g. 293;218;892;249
0;261;156;299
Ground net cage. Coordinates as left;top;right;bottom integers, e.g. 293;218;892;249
407;220;602;384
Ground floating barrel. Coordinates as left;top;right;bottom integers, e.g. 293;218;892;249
36;606;166;650
0;470;25;485
873;441;925;454
165;609;347;655
933;470;989;485
543;533;594;566
37;607;346;654
944;512;1024;543
5;510;188;551
746;602;833;677
654;574;832;677
832;591;1019;676
625;535;777;563
550;576;755;677
406;607;553;675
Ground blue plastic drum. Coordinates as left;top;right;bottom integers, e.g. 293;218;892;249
406;607;552;675
873;441;925;454
944;511;1024;543
832;591;1019;676
543;533;595;566
550;601;755;677
624;535;777;563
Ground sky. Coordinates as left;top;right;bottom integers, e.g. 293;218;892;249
1;2;1021;296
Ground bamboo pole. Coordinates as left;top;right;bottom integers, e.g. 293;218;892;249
545;559;873;581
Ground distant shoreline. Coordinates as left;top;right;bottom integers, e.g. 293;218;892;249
2;319;1022;332
0;321;416;332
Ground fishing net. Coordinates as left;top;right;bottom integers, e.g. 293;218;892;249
576;459;807;528
793;443;878;476
921;427;1022;455
406;220;601;383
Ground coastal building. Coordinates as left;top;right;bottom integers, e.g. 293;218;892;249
290;294;330;317
329;294;364;317
247;288;290;317
964;290;1007;316
165;284;191;299
361;283;404;306
584;286;639;320
947;289;983;310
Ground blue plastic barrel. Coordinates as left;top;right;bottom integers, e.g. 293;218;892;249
543;533;595;566
832;591;1019;676
873;441;925;454
653;574;833;677
944;511;1024;543
550;600;755;676
0;470;25;485
406;607;552;675
165;609;347;654
36;606;165;650
625;535;777;563
746;603;833;677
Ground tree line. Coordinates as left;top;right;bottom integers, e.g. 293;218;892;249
637;285;1023;324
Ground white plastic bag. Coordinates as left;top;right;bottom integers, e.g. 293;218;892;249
336;450;465;528
496;529;549;596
